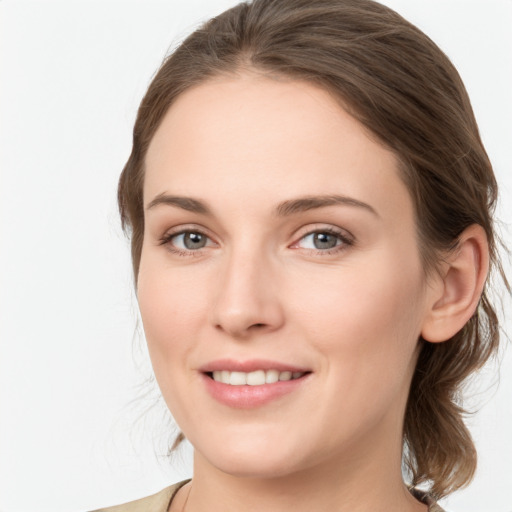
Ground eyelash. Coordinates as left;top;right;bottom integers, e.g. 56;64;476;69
292;227;354;256
158;226;354;257
158;228;215;258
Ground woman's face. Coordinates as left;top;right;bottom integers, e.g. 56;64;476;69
138;74;437;478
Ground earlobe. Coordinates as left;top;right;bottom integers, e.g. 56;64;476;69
421;225;489;343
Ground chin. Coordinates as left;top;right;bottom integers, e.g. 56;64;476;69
213;455;301;479
195;437;309;479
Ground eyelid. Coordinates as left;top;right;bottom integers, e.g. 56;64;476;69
289;224;355;252
158;224;219;254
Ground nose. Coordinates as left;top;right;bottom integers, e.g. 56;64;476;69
209;247;285;339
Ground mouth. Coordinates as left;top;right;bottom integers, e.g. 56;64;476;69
205;369;308;386
199;360;312;408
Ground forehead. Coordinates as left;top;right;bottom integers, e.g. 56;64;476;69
144;74;412;224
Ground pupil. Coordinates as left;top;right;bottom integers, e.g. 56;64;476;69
184;232;206;249
314;232;337;249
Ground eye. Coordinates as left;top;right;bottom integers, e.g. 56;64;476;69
300;232;340;250
292;228;354;254
159;229;216;255
173;231;209;250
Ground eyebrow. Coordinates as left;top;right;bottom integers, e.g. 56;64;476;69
275;195;378;217
146;193;378;217
146;194;212;214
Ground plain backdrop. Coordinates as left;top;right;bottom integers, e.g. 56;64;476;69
1;1;511;511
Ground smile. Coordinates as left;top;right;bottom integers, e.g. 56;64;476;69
200;361;312;408
209;370;306;386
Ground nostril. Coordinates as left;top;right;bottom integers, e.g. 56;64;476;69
249;323;268;331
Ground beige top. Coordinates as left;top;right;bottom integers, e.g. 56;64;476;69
90;480;445;512
90;480;190;512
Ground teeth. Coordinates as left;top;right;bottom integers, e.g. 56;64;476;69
265;369;279;384
229;371;247;385
211;369;305;385
247;370;266;386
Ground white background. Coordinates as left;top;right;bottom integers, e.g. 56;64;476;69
1;1;511;511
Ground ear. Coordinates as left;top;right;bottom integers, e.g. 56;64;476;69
421;224;489;343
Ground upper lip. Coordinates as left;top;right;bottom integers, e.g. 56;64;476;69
198;358;311;373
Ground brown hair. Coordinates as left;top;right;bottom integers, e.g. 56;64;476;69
118;0;507;499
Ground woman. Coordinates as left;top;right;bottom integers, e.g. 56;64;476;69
94;0;508;510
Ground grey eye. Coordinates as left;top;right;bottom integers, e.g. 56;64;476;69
312;232;339;249
184;232;207;249
174;232;209;250
299;232;341;250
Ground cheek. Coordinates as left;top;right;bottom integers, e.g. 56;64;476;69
289;253;425;379
291;260;425;435
136;260;210;422
137;256;207;368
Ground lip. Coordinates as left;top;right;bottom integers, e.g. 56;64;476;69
198;358;310;373
199;359;312;409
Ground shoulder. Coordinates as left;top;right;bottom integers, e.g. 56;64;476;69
89;480;190;512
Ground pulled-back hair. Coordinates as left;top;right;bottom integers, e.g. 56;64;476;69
118;0;507;499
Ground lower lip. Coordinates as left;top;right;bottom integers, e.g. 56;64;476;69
202;373;310;409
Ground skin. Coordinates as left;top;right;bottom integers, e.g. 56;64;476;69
138;73;452;512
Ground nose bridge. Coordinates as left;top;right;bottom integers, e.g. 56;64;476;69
210;238;283;338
